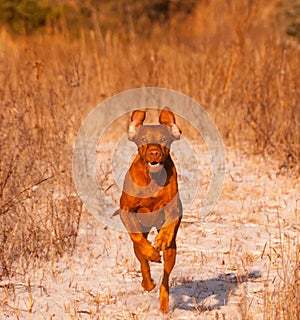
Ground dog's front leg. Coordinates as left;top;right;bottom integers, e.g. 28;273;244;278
154;217;181;251
120;210;161;263
154;197;182;251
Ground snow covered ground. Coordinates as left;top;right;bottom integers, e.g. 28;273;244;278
0;146;299;319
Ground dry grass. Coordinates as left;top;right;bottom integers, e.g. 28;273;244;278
263;214;300;320
0;0;299;318
0;31;84;276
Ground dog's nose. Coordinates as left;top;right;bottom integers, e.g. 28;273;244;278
148;148;161;161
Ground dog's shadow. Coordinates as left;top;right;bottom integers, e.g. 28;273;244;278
170;271;261;311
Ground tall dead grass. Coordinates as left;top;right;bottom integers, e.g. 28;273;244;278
0;31;85;277
0;0;299;317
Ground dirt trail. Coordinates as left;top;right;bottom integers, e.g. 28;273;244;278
0;147;299;319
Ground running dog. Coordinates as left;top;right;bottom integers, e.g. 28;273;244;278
116;107;182;313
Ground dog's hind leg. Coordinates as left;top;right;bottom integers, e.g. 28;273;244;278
159;246;176;313
158;217;181;313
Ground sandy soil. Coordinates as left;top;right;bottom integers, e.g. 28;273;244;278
0;146;299;319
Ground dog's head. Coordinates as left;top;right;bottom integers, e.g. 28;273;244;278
128;107;181;173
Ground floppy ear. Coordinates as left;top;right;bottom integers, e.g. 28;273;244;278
159;107;181;140
128;110;145;141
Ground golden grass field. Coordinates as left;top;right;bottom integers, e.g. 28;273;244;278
0;0;299;318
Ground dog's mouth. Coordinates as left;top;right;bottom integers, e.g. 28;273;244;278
148;161;160;166
147;161;163;171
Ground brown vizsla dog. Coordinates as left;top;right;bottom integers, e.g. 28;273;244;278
117;107;182;313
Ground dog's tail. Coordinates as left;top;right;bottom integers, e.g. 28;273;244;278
111;209;120;217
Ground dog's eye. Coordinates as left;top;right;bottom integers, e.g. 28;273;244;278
160;137;166;142
141;137;148;143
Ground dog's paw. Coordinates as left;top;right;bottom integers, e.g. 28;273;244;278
154;231;173;251
142;245;161;263
142;278;156;291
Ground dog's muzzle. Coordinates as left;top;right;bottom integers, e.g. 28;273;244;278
145;146;165;172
